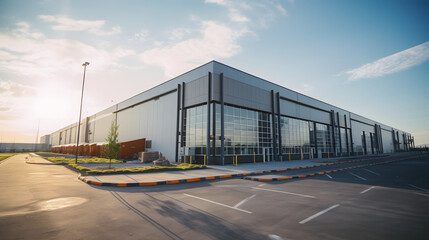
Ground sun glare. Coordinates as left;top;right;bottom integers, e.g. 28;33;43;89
32;84;76;121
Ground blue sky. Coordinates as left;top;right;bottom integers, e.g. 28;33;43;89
0;0;428;145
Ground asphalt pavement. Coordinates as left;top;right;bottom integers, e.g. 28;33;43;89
1;153;428;240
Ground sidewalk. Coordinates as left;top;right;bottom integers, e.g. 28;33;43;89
27;152;413;187
78;154;394;187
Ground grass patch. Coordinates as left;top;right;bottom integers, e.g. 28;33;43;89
68;163;205;175
0;153;18;161
45;157;123;164
40;154;206;175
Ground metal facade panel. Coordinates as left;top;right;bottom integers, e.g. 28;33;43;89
184;76;208;107
116;91;177;161
117;63;214;111
92;113;115;143
212;74;221;102
279;99;330;124
223;76;271;112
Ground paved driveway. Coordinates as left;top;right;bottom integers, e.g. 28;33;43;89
0;153;428;240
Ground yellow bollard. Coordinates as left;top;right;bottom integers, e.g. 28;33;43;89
204;155;206;166
254;152;256;164
289;150;291;161
190;155;192;164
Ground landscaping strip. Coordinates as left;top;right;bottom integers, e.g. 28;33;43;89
77;155;401;187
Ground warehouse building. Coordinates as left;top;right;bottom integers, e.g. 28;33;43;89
43;61;415;164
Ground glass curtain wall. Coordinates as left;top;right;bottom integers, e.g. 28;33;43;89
334;125;340;155
223;104;272;157
316;123;333;158
279;117;312;160
340;128;348;154
183;104;273;162
184;105;208;156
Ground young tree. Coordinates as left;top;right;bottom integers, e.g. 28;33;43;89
102;121;120;168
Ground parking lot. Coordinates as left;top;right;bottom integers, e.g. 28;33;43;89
1;153;428;240
97;154;429;240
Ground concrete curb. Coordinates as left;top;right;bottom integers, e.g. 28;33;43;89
243;156;417;182
25;153;64;165
77;155;392;187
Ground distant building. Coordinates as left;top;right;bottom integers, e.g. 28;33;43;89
44;61;415;164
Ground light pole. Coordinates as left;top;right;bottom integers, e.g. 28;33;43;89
75;62;90;164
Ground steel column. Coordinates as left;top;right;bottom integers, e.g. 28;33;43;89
271;90;277;161
220;73;225;165
344;115;350;155
175;84;181;162
206;73;212;165
276;92;282;160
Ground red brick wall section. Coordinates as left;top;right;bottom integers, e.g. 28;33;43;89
50;138;145;159
117;138;146;159
89;144;97;156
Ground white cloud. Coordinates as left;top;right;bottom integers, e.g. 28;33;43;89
0;80;34;97
140;21;247;77
140;0;287;77
133;30;149;41
0;22;134;78
345;41;429;81
228;8;250;22
205;0;227;6
169;28;191;41
39;15;121;36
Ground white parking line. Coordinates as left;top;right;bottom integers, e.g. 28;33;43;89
234;194;256;208
408;184;429;192
360;186;375;194
258;184;266;187
325;174;333;179
363;168;380;176
299;204;340;224
252;187;316;199
349;172;367;181
268;234;283;240
414;192;429;197
183;194;252;214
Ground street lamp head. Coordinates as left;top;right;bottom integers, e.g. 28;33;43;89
82;62;90;67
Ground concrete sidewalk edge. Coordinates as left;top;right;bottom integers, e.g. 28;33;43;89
244;155;418;181
77;155;395;187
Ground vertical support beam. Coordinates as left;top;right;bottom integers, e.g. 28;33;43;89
206;73;212;165
271;90;277;161
276;92;282;159
220;73;225;165
175;84;181;162
330;110;336;156
313;121;318;158
212;101;216;161
362;131;367;155
180;82;186;151
344;115;350;155
369;132;374;154
392;130;396;152
349;113;354;155
396;131;400;151
337;112;342;155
